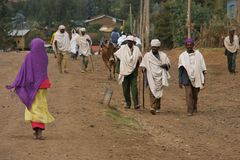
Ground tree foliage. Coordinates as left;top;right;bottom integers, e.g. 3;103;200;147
152;0;228;48
1;0;234;49
0;0;11;49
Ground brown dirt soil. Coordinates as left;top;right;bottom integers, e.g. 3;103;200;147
0;48;240;160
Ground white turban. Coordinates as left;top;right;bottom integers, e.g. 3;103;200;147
80;27;86;32
126;35;135;41
151;39;161;47
59;25;66;30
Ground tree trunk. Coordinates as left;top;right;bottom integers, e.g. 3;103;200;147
187;0;192;38
144;0;150;51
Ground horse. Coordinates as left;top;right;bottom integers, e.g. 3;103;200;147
99;41;118;80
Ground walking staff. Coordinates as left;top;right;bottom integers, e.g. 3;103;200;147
140;39;170;115
114;35;142;110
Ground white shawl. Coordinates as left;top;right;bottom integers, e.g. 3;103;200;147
140;51;170;98
70;33;80;54
114;44;142;84
78;34;92;56
52;31;70;53
178;50;206;88
224;35;239;53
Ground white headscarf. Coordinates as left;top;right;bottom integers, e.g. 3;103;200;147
80;27;86;32
151;39;161;47
70;29;80;54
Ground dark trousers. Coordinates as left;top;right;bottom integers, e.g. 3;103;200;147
122;68;139;108
226;51;237;73
184;85;200;114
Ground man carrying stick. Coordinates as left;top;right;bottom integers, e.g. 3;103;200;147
114;35;142;109
140;39;170;115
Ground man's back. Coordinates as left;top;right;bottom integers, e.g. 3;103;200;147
111;31;120;44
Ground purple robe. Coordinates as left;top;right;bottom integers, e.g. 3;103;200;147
6;38;48;109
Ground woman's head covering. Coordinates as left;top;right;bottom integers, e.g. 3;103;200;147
6;38;48;109
71;29;76;34
151;39;161;47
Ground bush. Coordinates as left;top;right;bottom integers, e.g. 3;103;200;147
25;29;46;49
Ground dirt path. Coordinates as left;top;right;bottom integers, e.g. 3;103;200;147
0;48;239;160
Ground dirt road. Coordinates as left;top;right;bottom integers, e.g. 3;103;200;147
0;48;239;160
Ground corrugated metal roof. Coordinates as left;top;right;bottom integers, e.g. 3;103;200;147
8;29;30;36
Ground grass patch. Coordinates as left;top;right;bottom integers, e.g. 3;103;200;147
104;108;141;129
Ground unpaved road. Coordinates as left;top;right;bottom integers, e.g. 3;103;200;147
0;48;239;160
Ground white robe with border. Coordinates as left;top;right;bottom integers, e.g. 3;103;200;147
70;33;80;54
178;50;206;88
140;51;170;98
224;35;239;53
114;44;142;84
78;34;92;56
52;31;70;53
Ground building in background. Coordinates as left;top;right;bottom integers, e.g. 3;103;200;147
8;29;30;50
84;15;124;44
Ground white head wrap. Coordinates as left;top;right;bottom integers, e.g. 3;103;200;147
126;35;135;41
80;27;86;32
151;39;161;47
59;25;66;30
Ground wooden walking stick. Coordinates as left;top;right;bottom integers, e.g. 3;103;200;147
89;55;94;72
142;71;145;109
138;69;141;108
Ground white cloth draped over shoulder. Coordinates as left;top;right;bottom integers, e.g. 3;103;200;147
114;44;142;84
140;51;170;98
178;50;206;88
117;35;127;46
77;34;92;56
70;33;80;54
52;31;70;53
224;35;239;53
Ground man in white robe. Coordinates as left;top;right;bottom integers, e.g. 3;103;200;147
133;33;142;50
224;28;239;74
178;38;207;116
140;39;170;115
52;25;70;73
114;35;142;109
117;32;127;46
77;27;92;73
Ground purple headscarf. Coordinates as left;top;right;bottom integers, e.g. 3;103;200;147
184;38;194;44
6;38;48;109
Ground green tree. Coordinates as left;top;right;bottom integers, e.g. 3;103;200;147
0;0;12;49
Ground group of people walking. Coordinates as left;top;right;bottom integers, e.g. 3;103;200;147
51;25;93;74
115;35;207;116
5;25;239;140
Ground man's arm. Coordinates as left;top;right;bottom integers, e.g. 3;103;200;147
54;40;58;58
178;66;184;88
160;64;170;71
